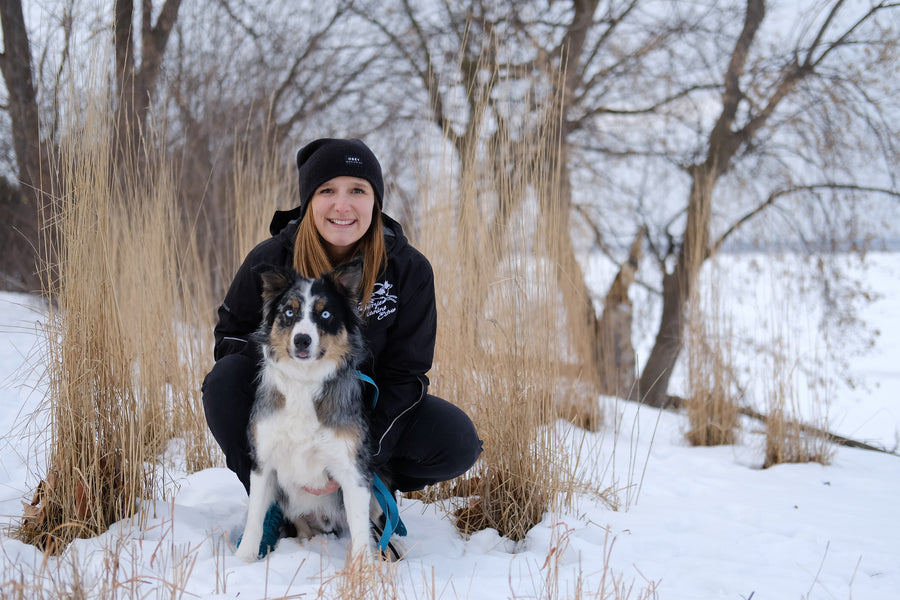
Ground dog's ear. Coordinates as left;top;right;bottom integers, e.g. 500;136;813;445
327;259;364;304
254;264;297;303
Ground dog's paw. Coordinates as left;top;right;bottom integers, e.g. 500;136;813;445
235;545;260;563
375;536;406;562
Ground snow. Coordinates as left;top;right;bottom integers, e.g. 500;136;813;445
1;254;899;599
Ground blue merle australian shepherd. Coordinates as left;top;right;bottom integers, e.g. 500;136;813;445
234;261;378;562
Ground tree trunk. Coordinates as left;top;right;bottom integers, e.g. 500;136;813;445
0;0;49;291
637;165;715;408
113;0;138;153
634;269;684;407
595;228;643;397
113;0;182;156
636;0;766;407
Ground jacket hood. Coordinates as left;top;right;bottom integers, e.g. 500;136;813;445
269;205;304;236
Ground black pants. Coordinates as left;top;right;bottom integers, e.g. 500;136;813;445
201;353;482;494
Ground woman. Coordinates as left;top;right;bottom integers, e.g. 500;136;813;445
202;138;482;555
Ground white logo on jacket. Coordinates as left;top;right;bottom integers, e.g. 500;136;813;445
364;280;398;321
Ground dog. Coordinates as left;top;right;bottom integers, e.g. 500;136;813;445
234;261;375;562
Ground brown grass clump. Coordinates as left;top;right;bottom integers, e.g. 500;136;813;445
325;554;400;600
19;75;218;551
759;277;835;469
413;67;602;541
683;264;739;446
764;408;832;469
684;351;739;447
762;363;835;469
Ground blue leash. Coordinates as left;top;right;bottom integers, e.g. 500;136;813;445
356;370;379;406
356;371;407;551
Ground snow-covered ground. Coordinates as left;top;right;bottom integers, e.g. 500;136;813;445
1;253;898;599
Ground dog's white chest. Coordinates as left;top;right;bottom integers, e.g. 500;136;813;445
253;391;354;490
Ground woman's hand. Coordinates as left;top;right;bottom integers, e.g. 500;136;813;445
302;478;341;496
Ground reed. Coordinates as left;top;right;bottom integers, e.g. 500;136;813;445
20;63;218;551
413;61;602;541
756;259;835;469
684;261;739;447
762;332;835;469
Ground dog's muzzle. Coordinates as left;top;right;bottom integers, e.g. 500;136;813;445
293;333;312;359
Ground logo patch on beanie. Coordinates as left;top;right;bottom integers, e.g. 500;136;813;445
345;155;363;167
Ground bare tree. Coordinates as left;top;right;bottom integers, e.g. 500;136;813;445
168;0;391;147
113;0;182;155
0;0;51;290
364;0;701;395
1;0;181;289
631;0;900;407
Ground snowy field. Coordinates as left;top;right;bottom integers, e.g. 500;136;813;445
0;253;898;599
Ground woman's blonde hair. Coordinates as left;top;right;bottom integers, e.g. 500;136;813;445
292;203;386;310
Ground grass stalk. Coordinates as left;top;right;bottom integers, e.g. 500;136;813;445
413;57;602;541
684;261;739;447
20;60;218;551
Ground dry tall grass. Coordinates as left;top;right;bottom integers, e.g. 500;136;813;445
752;264;835;468
19;79;218;550
762;331;835;469
683;263;739;446
414;76;604;541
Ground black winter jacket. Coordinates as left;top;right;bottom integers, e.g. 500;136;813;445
212;208;437;469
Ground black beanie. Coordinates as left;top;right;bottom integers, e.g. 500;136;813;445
295;138;384;221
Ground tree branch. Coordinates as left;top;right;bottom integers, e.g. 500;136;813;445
801;0;895;68
214;0;262;40
705;0;765;173
569;84;720;126
141;0;182;78
711;183;900;255
269;8;343;115
720;0;765;126
737;2;898;155
360;0;457;146
738;405;897;455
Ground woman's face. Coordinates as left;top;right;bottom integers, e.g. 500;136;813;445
309;176;376;263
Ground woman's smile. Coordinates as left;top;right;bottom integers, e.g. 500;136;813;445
327;217;357;226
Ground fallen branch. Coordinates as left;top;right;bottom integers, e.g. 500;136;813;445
736;405;897;456
662;394;897;455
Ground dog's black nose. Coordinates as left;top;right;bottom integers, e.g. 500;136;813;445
294;333;312;350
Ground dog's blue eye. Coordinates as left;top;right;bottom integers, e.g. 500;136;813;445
284;309;294;319
321;310;331;320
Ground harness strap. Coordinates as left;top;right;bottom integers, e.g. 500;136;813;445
356;371;407;551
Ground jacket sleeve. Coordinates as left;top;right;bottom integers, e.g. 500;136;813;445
369;257;437;468
213;245;268;361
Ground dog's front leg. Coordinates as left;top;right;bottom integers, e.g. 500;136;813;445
235;469;276;562
338;475;373;560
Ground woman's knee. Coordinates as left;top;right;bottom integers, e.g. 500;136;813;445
413;395;482;470
201;354;257;449
201;353;258;492
202;354;258;404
